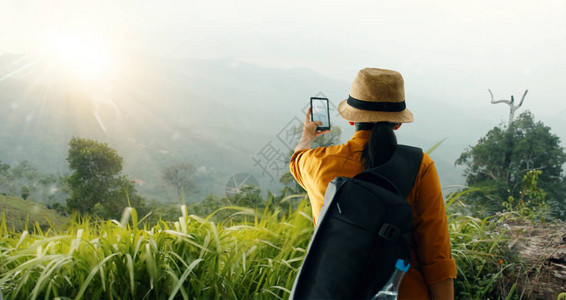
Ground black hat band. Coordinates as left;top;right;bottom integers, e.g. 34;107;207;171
347;95;406;112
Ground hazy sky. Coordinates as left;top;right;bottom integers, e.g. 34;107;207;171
2;0;566;121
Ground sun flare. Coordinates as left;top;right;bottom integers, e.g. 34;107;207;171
41;32;123;132
46;33;114;81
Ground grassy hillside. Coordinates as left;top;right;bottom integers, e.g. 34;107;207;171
0;195;69;231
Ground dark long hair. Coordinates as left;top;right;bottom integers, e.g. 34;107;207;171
359;122;398;170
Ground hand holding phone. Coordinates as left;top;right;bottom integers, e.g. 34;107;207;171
295;100;330;151
310;97;331;132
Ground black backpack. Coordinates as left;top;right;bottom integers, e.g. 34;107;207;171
290;145;423;300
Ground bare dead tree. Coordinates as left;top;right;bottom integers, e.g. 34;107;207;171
488;89;529;125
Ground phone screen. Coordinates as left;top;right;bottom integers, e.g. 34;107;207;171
310;97;330;131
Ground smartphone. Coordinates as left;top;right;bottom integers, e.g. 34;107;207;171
310;97;331;131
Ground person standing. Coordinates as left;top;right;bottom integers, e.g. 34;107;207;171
289;68;456;299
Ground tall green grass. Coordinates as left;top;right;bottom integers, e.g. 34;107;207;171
0;190;535;299
0;200;313;299
446;189;525;299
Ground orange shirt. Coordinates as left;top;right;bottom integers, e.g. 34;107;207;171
289;130;457;299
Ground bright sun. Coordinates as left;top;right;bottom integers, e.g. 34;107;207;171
46;33;114;82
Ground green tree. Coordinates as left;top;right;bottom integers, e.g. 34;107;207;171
0;161;44;198
162;163;198;200
502;170;550;222
189;194;232;218
20;186;31;200
0;161;10;195
456;111;566;218
229;185;263;208
0;161;9;174
66;137;146;219
10;161;39;183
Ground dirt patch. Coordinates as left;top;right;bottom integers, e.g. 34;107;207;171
505;221;566;299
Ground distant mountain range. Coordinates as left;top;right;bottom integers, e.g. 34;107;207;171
2;54;563;202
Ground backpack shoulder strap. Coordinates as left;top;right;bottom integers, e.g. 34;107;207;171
354;145;423;198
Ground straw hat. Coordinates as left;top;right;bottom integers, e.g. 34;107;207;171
338;68;413;123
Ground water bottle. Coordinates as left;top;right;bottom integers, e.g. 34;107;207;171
370;259;410;300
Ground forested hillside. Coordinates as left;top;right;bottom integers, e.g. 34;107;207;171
0;54;498;203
